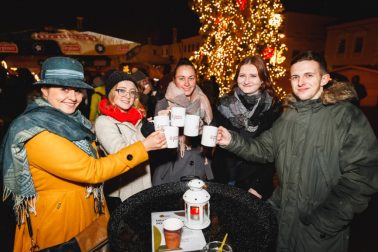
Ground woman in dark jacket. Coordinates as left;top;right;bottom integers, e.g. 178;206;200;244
212;55;282;199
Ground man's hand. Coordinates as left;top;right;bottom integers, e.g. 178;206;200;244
216;126;232;146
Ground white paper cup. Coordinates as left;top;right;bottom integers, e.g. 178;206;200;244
170;107;186;127
163;218;184;249
164;126;179;148
154;115;170;131
201;125;218;147
184;114;200;137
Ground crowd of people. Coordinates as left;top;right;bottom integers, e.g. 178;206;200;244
0;51;377;251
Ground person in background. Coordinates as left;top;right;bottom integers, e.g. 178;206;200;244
131;70;156;118
95;71;152;211
350;75;367;107
0;57;166;251
89;75;106;122
212;55;282;199
217;51;378;251
200;75;220;110
147;58;214;185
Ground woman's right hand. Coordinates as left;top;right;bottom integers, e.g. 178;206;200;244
216;126;232;146
142;130;167;151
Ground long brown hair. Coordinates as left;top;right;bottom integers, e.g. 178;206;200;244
233;55;277;99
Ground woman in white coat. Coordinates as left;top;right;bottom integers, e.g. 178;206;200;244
95;71;151;207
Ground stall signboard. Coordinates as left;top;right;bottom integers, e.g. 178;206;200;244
31;29;139;56
0;42;18;53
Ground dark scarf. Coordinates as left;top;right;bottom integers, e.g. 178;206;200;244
98;99;142;125
217;87;273;132
1;98;97;222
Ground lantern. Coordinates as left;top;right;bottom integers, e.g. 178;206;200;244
183;179;211;229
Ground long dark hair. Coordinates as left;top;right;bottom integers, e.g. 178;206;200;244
173;58;196;77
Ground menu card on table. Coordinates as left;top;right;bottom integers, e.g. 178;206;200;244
151;210;206;252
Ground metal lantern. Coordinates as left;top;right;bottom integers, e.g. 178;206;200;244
183;179;211;229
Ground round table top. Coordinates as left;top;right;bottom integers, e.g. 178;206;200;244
108;181;277;251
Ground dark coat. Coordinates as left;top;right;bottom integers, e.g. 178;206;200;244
224;83;378;251
149;98;213;185
212;94;282;199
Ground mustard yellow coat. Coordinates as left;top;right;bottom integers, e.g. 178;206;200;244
14;131;148;251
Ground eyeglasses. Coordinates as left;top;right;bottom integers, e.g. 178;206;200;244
115;89;138;97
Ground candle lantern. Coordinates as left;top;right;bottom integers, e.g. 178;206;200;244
183;179;210;229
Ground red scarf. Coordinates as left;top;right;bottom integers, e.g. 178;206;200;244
98;99;142;125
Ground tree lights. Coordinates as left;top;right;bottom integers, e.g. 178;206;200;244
191;0;287;97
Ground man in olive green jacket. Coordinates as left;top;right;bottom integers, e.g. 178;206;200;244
217;51;378;252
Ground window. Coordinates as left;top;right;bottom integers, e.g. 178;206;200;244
354;37;364;53
337;39;346;54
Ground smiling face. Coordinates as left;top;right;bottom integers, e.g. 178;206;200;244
111;80;137;112
290;60;330;101
41;86;84;114
174;65;196;98
237;64;263;96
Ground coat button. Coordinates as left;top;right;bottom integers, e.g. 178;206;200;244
189;161;194;166
127;154;133;161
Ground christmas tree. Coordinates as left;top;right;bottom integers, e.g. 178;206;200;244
191;0;287;96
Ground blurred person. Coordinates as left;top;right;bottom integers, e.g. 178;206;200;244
350;75;367;107
216;51;378;252
0;57;166;251
95;71;152;211
156;64;173;100
131;70;156;118
200;75;220;109
212;55;282;199
89;75;106;122
146;58;214;185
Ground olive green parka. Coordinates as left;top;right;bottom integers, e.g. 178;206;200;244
224;82;378;252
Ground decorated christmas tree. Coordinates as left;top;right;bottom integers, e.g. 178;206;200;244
191;0;287;96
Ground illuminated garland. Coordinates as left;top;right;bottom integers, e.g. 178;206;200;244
191;0;287;98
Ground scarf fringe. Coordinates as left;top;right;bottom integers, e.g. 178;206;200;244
86;184;105;214
3;186;38;225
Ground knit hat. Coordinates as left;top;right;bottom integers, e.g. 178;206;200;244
34;56;93;90
105;71;136;96
131;70;147;83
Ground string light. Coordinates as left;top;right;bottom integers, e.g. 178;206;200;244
191;0;287;98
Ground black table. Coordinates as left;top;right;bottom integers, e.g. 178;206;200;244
108;181;277;252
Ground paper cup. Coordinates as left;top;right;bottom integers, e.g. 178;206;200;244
154;115;170;131
201;125;218;147
184;114;200;137
164;126;179;148
163;218;184;249
170;107;186;127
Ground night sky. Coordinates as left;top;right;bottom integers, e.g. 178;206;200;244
1;0;377;44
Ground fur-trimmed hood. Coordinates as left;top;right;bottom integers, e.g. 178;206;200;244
284;81;358;106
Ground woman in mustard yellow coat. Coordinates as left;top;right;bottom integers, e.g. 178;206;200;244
0;57;166;251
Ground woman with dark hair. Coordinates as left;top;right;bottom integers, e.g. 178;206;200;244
212;55;282;199
148;58;214;185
